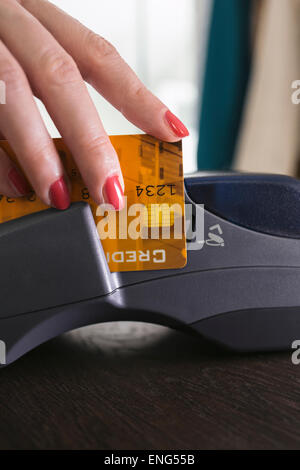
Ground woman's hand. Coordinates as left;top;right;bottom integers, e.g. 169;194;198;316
0;0;189;210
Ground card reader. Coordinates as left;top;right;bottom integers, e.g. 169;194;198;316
1;172;300;365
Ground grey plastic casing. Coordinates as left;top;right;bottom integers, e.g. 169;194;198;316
1;185;300;365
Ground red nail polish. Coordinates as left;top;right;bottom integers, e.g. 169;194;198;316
49;176;70;210
165;110;189;138
8;168;31;196
103;175;124;210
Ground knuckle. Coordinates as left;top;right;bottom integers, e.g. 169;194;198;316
119;82;146;114
22;140;56;167
39;49;81;87
131;83;147;100
0;60;25;92
80;133;112;155
17;0;32;7
86;32;118;61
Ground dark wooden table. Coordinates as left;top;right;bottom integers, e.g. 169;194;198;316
0;321;299;450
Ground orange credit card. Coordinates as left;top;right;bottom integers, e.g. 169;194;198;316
0;135;187;272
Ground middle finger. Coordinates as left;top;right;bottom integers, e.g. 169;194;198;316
0;0;124;208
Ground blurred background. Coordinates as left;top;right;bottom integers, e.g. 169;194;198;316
39;0;300;177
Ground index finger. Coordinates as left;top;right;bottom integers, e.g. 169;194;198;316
18;0;189;142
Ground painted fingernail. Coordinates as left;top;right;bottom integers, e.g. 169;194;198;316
8;167;31;196
49;176;70;210
103;175;125;211
165;110;189;138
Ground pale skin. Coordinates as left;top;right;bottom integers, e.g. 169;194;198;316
0;0;189;210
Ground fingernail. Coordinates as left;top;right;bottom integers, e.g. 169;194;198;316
103;175;125;211
165;110;189;138
49;176;70;210
8;167;31;196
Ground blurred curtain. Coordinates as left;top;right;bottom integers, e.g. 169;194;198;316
197;0;252;170
235;0;300;176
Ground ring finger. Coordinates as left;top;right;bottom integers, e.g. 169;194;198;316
0;38;69;207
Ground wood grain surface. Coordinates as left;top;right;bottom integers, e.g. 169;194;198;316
0;322;299;450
